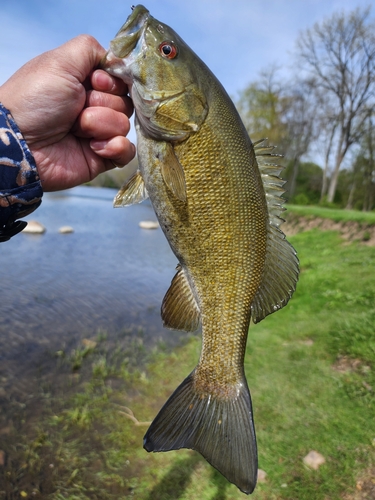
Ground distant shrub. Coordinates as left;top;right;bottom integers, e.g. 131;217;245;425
319;196;339;209
294;193;310;205
363;231;371;242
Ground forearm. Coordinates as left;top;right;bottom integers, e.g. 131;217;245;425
0;103;43;242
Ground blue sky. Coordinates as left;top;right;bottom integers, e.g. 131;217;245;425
1;0;374;96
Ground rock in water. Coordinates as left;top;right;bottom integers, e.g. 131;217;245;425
22;220;46;234
59;226;74;234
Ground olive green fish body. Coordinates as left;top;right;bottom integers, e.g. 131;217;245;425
101;5;299;495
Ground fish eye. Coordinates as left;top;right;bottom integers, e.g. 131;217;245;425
159;41;178;59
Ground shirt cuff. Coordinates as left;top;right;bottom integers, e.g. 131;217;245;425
0;103;43;241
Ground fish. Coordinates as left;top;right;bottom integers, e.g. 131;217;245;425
101;5;299;495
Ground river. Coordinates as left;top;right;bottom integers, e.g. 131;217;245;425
0;186;185;398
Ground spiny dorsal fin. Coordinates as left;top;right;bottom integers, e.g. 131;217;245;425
113;170;149;207
254;139;286;227
161;265;200;331
251;139;299;323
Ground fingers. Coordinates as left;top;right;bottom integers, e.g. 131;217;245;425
91;69;128;96
73;70;136;170
74;106;136;167
80;69;136;168
74;106;131;139
86;90;133;117
91;136;136;168
74;105;136;166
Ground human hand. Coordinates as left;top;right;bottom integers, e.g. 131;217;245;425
0;35;135;191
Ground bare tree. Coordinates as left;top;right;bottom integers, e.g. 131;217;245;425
236;69;318;201
236;66;290;147
283;79;318;198
310;86;340;202
296;7;375;203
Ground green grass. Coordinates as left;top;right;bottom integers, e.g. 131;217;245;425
2;229;375;499
286;204;375;224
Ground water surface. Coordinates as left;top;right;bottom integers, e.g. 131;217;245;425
0;187;183;395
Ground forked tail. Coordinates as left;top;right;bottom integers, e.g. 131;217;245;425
143;370;258;494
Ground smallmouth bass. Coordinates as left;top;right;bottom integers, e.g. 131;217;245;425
101;5;299;495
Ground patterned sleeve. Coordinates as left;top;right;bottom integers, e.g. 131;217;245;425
0;103;43;242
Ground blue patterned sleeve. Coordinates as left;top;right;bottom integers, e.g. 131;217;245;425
0;103;43;242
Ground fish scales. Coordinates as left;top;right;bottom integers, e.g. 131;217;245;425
101;4;299;495
145;114;267;388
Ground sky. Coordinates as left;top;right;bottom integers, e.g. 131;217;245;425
1;0;374;145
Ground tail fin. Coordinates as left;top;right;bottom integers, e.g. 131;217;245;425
143;371;258;495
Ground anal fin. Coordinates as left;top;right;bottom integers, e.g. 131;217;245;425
161;265;200;331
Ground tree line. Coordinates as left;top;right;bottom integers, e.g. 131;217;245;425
236;6;375;211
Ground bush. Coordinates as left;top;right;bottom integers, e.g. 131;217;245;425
293;193;310;205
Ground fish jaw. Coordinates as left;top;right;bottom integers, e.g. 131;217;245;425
101;5;209;142
110;5;149;60
99;6;149;86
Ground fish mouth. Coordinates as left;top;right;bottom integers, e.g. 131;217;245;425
109;4;150;59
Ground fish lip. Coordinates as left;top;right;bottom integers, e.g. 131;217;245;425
109;4;150;59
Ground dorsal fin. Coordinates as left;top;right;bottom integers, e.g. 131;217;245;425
161;265;200;332
251;139;299;323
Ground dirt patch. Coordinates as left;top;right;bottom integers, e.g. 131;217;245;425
332;356;367;374
343;468;375;499
283;214;375;246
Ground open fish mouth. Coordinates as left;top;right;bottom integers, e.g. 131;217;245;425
110;4;150;59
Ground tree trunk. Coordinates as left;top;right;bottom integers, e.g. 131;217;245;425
320;162;328;202
288;157;299;199
320;122;336;202
345;183;356;209
327;129;346;203
327;151;344;203
363;116;375;212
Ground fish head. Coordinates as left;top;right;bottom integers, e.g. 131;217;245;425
101;4;208;141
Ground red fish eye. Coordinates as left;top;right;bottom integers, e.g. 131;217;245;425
159;41;178;59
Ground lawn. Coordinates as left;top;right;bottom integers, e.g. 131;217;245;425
2;225;375;499
286;204;375;224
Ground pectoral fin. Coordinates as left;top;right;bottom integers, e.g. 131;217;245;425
162;265;200;331
160;143;187;202
113;170;149;207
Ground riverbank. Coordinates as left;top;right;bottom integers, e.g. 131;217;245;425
284;205;375;245
1;193;375;498
1;226;375;499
